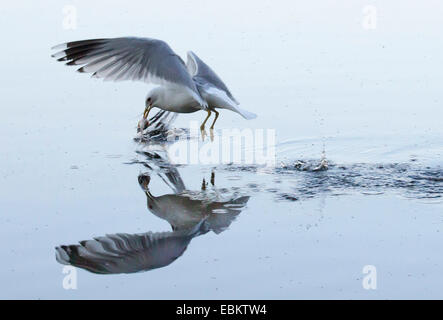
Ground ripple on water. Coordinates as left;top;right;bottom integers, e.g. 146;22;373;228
133;122;442;203
273;160;442;202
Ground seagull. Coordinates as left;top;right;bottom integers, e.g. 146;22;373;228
51;37;257;131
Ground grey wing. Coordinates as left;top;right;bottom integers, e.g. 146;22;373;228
186;51;239;104
55;230;193;274
52;37;205;106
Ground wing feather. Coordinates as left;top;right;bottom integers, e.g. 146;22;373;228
52;37;206;106
186;51;239;104
55;230;194;274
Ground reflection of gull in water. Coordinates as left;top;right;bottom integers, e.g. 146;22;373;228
51;37;256;131
56;151;249;274
134;142;250;234
139;173;249;234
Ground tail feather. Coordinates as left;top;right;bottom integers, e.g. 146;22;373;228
232;106;257;120
202;86;257;120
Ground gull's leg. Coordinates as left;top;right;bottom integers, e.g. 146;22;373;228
210;109;219;130
200;109;212;131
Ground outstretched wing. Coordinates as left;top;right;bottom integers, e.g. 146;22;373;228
186;51;239;104
51;37;206;106
55;230;193;274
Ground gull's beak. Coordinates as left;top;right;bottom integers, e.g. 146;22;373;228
142;104;153;131
143;103;153;119
138;103;152;133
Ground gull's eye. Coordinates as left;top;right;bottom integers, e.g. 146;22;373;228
147;97;152;102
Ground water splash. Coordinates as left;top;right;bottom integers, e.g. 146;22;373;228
275;161;442;202
134;110;185;143
131;120;442;203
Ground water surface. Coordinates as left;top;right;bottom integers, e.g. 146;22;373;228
1;0;442;299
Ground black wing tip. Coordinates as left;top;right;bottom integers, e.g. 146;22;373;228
51;38;108;50
51;39;109;67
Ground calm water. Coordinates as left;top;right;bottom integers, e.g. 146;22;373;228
1;1;442;299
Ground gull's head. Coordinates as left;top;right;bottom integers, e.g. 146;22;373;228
141;87;165;129
146;87;165;109
138;174;151;191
